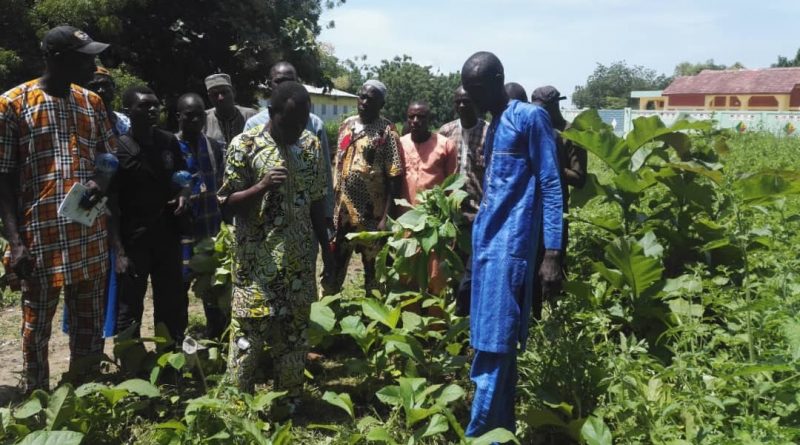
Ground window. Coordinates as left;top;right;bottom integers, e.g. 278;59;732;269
321;103;327;115
343;105;348;115
333;104;339;115
310;103;315;114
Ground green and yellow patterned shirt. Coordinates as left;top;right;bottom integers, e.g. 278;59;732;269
218;126;326;318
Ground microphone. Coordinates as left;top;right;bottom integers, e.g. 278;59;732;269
172;170;193;188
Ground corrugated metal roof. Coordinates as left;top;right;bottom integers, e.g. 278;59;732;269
663;68;800;95
304;84;358;98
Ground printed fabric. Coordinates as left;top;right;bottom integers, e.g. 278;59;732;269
438;119;488;222
0;79;116;288
217;125;326;318
333;115;403;231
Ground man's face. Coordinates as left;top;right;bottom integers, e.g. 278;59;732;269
269;66;297;91
49;52;96;86
271;98;310;146
406;104;430;138
178;100;206;135
357;86;384;120
207;85;235;111
454;89;477;122
87;74;115;107
128;93;161;128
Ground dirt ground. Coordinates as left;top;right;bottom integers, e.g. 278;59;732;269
0;255;366;405
0;291;205;405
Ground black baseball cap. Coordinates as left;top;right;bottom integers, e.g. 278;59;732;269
531;85;566;104
41;25;109;56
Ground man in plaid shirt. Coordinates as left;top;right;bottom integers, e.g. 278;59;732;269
0;26;117;392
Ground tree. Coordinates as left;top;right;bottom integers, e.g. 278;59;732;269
1;0;344;122
673;59;745;77
364;55;460;127
773;48;800;67
572;61;671;109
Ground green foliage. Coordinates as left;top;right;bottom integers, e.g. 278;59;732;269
673;59;745;77
772;47;800;67
572;61;671;109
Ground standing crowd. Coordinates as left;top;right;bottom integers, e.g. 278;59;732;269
0;26;586;434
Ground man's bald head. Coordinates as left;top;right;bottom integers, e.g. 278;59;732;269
177;92;206;136
461;51;506;114
269;61;299;92
504;82;528;103
176;92;205;112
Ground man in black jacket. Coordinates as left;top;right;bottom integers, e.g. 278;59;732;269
112;85;190;351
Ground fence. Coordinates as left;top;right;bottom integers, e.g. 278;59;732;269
562;108;800;137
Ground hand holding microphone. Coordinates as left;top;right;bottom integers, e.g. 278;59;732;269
171;170;192;216
80;152;119;209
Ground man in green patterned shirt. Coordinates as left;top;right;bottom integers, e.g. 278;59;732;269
217;82;331;412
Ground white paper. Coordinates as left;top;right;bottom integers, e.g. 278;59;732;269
57;182;107;227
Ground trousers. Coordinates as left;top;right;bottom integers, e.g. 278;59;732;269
22;275;106;391
117;223;188;345
466;350;518;438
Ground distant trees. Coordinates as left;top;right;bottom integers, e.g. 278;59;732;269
772;48;800;67
572;61;671;109
0;0;345;108
673;59;745;77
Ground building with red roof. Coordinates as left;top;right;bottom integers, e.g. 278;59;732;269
632;67;800;111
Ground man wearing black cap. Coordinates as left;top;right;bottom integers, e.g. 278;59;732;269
0;25;117;392
531;85;587;317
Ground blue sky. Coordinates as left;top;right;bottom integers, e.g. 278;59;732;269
319;0;799;105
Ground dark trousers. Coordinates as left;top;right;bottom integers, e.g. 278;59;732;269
117;223;188;345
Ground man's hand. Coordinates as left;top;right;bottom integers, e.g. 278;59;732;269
115;250;130;275
257;167;289;191
174;194;189;215
9;241;34;279
79;180;104;209
539;249;563;298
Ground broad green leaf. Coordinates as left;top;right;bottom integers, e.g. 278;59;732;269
395;209;427;231
74;382;107;398
271;421;294;445
735;170;800;205
167;352;186;370
468;427;520;444
407;407;440;426
612;170;656;195
435;384;465;406
581;416;613;445
345;231;393;242
442;173;467;192
154;420;188;431
604;237;663;297
783;319;800;361
420;413;449;437
116;379;160;398
668;161;724;185
362;299;401;329
340;315;368;339
730;363;792;376
420;229;438;253
310;301;337;333
17;430;84;445
13;395;44;419
569;173;609;208
562;127;629;174
568;109;610;132
668;298;704;319
101;388;130;405
592;262;624;289
401;311;423;332
322;391;355;419
523;408;566;428
366;426;399;444
376;385;403;406
239;418;270;445
45;385;75;430
578;214;623;235
385;334;425;363
252;391;287;411
638;231;664;258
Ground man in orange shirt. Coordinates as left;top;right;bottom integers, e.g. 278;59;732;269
0;26;116;392
398;101;457;207
398;101;457;295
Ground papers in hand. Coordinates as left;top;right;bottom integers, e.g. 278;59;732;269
58;182;107;227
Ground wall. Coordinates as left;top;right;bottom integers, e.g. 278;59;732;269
562;108;800;137
310;94;358;123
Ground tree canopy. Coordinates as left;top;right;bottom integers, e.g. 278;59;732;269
772;48;800;67
673;59;745;77
572;61;671;109
0;0;345;111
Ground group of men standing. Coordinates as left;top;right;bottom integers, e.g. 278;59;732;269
0;25;586;435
